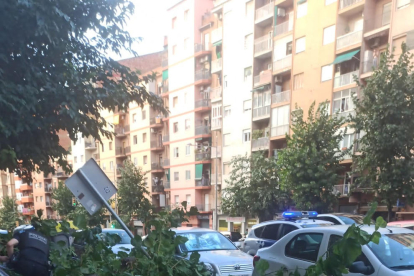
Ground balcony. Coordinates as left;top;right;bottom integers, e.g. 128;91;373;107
272;90;290;105
334;70;359;88
273;56;292;73
162;80;169;94
55;168;69;178
333;184;350;196
195;43;211;55
195;70;212;83
211;117;222;130
339;0;364;11
253;105;271;120
255;2;274;25
274;20;293;37
211;58;222;73
115;147;127;157
150;141;164;151
20;183;33;191
85;141;97;150
164;181;171;190
125;146;131;155
364;12;391;39
22;208;35;215
195;99;211;110
152;184;164;193
211;27;223;44
151;163;164;171
195;126;211;136
252;137;270;151
195;204;212;212
334;110;356;119
45;200;52;207
254;35;272;57
210;86;222;102
149;117;164;127
271;124;289;137
195;152;211;161
163;135;169;144
164;159;170;167
21;196;34;203
336;30;362;51
211;173;222;184
195;178;211;188
116;165;124;176
115;125;130;137
253;70;272;87
44;186;53;193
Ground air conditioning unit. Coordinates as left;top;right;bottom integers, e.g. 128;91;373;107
275;76;283;83
277;8;286;17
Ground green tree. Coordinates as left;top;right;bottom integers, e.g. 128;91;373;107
0;0;166;179
117;160;152;229
278;102;348;213
0;196;21;231
222;153;285;222
353;44;414;221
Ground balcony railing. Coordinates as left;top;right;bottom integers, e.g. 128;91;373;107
195;204;212;212
274;20;293;37
22;208;35;215
45;200;52;207
211;174;222;184
195;43;209;53
253;70;272;87
255;2;274;23
195;152;211;161
334;70;359;88
253;106;271;119
164;159;170;167
152;185;164;193
272;90;291;104
361;59;379;74
252;137;270;151
334;110;356;119
336;30;363;50
115;125;130;136
115;147;126;156
333;184;350;196
164;181;170;189
211;117;222;130
149;117;164;125
44;186;53;193
55;168;69;178
195;99;211;109
151;163;163;171
210;86;222;101
124;146;131;155
211;58;222;73
196;178;211;187
339;0;363;10
150;141;163;149
85;141;96;149
211;27;223;44
162;81;169;93
271;124;289;137
195;126;211;136
254;35;272;56
195;70;211;82
273;56;292;72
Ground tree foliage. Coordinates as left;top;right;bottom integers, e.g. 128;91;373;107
0;196;21;231
278;102;348;213
0;0;166;178
117;160;152;225
352;43;414;221
222;153;286;222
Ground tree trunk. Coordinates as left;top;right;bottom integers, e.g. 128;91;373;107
387;205;393;222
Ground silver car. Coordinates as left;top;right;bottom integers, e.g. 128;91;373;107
175;227;253;276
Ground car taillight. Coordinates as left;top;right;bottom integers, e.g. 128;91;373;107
253;255;260;267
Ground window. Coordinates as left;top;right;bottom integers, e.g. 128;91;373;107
285;41;293;55
223;163;230;175
295;37;306;54
102;163;106;170
254;226;265;238
185;119;190;130
323;25;336;45
102;143;105;152
172;17;176;29
38;182;42;188
133;113;137;123
224;75;228;88
243;129;251;143
321;64;333;82
271;105;290;136
133;135;138;145
184;10;189;21
280;224;299;237
174;147;179;158
293;73;304;90
223;134;230;146
172;45;177;55
243;100;252;112
244;67;252;81
326;0;336;5
184;38;189;50
186;144;191;155
173;96;178;108
110;161;114;170
74;156;78;163
186;194;191;206
285;233;323;262
297;1;308;18
261;224;280;240
174;122;179;133
143;133;147;143
134;157;137;165
142;110;146;120
80;155;84;162
36;196;38;202
333;89;356;115
175;195;179;204
174;172;179;181
224;106;231;118
244;34;253;50
339;132;355;151
245;1;254;18
186;170;191;180
40;196;43;202
143;155;148;164
397;0;410;9
108;142;112;151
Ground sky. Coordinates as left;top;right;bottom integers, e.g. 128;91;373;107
109;0;178;60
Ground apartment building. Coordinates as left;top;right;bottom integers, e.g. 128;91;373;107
0;170;16;203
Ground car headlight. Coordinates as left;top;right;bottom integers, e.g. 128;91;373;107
204;263;217;276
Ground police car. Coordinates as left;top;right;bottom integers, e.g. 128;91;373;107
243;211;333;256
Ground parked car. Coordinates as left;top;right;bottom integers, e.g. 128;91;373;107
175;227;253;276
388;220;414;230
317;213;368;225
221;231;243;248
243;211;333;256
100;228;133;254
253;225;414;276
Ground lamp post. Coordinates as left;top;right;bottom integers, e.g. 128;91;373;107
188;133;219;230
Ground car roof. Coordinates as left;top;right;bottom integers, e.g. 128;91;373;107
102;228;126;232
281;225;414;236
388;220;414;226
172;227;218;234
251;219;334;229
318;213;363;218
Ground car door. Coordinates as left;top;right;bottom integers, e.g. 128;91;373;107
244;226;265;255
258;223;281;249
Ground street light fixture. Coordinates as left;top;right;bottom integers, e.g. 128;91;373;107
188;136;219;231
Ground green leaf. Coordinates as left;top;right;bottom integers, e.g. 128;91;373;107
371;232;381;244
255;259;269;276
375;216;387;230
363;202;378;225
73;214;87;229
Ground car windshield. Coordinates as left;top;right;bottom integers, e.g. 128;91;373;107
301;223;333;228
178;232;237;252
368;233;414;270
103;231;131;244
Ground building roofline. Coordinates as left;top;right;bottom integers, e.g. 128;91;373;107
167;0;186;11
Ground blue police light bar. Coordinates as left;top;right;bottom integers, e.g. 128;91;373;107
307;211;318;218
282;211;318;220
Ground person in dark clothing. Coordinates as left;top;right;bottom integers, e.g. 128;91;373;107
6;225;50;276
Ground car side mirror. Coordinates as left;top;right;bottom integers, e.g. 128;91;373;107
349;261;374;275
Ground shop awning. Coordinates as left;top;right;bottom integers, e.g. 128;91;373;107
213;41;222;47
251;85;268;92
195;164;203;180
333;50;360;65
162;70;169;80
